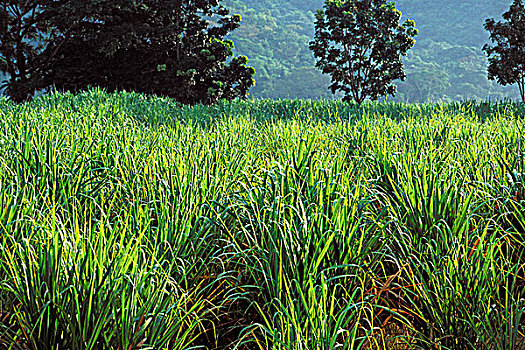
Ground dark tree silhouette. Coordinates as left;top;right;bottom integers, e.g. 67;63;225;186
483;0;525;103
0;0;49;102
0;0;255;104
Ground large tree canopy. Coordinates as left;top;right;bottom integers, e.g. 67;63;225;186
0;0;255;104
309;0;418;105
483;0;525;103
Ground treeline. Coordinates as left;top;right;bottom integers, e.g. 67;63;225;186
1;0;523;103
225;0;521;102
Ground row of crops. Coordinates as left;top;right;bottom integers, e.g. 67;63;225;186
0;90;524;349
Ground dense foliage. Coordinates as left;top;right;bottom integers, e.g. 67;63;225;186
0;0;255;104
224;0;522;102
484;0;525;102
0;0;48;102
0;90;524;349
310;0;417;105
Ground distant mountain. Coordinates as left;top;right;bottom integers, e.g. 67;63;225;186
224;0;520;102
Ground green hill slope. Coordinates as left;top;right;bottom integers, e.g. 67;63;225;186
225;0;521;102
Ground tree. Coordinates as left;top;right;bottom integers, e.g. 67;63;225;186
0;0;48;102
309;0;417;105
1;0;255;104
0;0;83;102
483;0;525;103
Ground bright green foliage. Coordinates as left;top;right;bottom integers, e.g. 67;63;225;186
483;0;525;103
310;0;418;105
0;90;524;348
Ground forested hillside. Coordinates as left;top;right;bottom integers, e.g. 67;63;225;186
224;0;521;102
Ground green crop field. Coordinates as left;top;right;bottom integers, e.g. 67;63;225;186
0;89;524;349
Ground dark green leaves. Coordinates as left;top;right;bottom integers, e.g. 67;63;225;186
0;0;49;102
0;0;256;104
483;0;525;103
309;0;418;105
44;0;256;105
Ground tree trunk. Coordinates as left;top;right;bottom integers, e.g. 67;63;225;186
518;76;525;103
